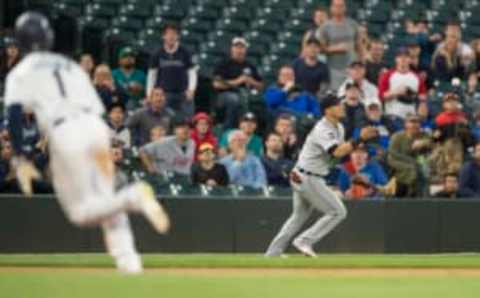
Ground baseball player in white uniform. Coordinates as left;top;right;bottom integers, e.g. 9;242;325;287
5;12;170;274
265;94;377;257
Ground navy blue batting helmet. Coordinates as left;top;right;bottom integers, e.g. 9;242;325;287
15;11;54;52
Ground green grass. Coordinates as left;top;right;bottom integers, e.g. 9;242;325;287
1;253;480;268
1;254;480;298
0;271;479;298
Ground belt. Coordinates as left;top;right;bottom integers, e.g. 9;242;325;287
296;167;326;178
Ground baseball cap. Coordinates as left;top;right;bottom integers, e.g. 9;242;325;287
349;60;365;68
232;37;249;47
396;47;410;57
405;113;421;122
118;47;136;59
199;142;215;153
321;94;342;111
240;112;257;122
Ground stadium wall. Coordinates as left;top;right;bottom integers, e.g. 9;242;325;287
1;196;480;254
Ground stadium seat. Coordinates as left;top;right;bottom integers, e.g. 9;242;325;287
111;16;144;32
284;18;311;35
250;18;283;35
120;3;153;19
85;3;118;18
182;18;214;34
266;186;293;198
170;183;207;197
154;4;186;21
52;3;84;18
234;185;266;197
223;6;255;24
189;4;221;21
145;16;167;30
256;6;291;23
216;18;249;35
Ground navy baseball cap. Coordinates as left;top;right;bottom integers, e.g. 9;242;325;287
321;94;342;111
396;47;410;56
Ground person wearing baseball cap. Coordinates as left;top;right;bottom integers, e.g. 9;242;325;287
338;60;381;108
212;36;263;129
378;44;427;120
112;46;146;102
265;93;378;258
190;112;218;160
191;142;230;187
218;111;264;157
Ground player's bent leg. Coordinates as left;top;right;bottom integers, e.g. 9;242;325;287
293;177;347;251
116;181;170;234
265;191;312;257
102;213;143;274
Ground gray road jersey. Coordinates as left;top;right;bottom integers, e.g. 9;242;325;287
295;118;345;176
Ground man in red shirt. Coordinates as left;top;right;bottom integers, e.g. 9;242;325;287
378;47;427;120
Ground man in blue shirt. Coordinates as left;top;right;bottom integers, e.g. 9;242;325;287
147;24;197;118
264;65;321;118
261;132;294;187
337;142;388;199
459;142;480;198
220;130;267;189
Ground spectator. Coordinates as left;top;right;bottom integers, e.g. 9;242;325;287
388;114;432;197
356;23;371;62
139;118;195;177
471;39;480;72
20;111;41;159
190;112;218;160
292;39;330;97
338;61;380;107
150;126;166;143
431;24;469;83
213;37;263;128
78;53;95;78
429;93;471;188
353;102;397;159
337;142;388;200
459;142;480;198
471;111;480;142
218;112;263;157
107;103;131;148
261;132;294;187
0;38;20;83
302;6;329;58
191;143;229;187
378;47;427;120
407;38;429;84
111;141;129;189
93;64;129;108
147;23;197;118
317;0;359;90
435;22;475;79
434;173;461;199
112;47;146;104
272;114;300;160
220;130;267;189
264;65;321;117
0;140;16;192
365;39;387;85
341;82;366;139
126;88;174;146
410;18;443;70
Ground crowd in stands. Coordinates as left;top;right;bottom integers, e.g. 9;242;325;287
4;0;480;200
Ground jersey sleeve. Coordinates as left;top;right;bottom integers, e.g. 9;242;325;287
312;125;341;152
4;72;31;108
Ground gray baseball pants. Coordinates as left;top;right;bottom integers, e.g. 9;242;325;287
265;171;347;256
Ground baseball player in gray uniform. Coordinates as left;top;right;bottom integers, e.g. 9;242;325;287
265;94;377;257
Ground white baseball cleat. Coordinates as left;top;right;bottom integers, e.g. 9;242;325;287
137;182;170;234
293;239;317;258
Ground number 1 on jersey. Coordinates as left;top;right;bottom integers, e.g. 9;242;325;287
53;68;67;97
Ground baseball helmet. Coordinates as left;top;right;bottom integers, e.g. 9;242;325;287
15;11;54;52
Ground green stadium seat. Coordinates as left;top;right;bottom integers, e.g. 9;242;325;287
85;3;117;18
270;42;300;60
52;3;84;18
284;18;310;35
291;7;315;23
111;16;144;32
120;3;153;19
250;18;283;35
223;5;255;24
230;0;263;10
208;30;236;45
245;31;274;50
264;0;297;9
266;185;293;198
154;4;186;21
200;40;229;57
256;6;291;23
170;183;207;197
235;185;265;197
182;18;214;34
207;186;235;197
137;28;162;43
197;0;230;10
189;4;221;21
145;16;167;30
216;18;249;35
277;30;303;46
92;0;124;6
